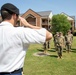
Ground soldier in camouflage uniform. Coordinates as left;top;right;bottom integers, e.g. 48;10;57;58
47;41;50;49
43;41;47;53
65;30;73;53
43;42;47;49
57;32;65;59
53;32;59;51
43;41;50;53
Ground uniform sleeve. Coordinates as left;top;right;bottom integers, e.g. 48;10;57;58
20;28;46;44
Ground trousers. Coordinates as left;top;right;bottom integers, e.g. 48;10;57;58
0;72;22;75
0;68;22;75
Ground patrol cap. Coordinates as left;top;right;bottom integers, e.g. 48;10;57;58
68;30;71;32
59;32;62;34
1;3;19;15
56;32;59;34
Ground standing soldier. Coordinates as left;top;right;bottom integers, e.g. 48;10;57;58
47;40;50;49
65;30;73;53
57;32;65;59
53;32;59;51
43;41;47;53
43;41;50;53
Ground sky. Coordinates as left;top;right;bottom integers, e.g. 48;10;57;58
0;0;76;17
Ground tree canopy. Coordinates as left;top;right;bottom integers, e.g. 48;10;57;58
51;14;71;35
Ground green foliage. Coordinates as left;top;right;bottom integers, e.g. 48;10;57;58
51;14;71;35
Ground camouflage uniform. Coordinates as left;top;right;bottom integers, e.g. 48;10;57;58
47;41;50;49
57;32;65;58
43;40;50;49
53;32;59;51
65;30;73;53
43;42;47;50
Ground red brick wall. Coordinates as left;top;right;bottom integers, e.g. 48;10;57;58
21;9;41;27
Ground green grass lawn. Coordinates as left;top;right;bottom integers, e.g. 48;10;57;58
23;37;76;75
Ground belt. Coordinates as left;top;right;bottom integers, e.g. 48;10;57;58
0;68;23;74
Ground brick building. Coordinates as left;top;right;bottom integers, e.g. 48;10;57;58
20;9;53;30
0;9;75;32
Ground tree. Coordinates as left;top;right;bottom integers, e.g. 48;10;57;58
51;14;71;35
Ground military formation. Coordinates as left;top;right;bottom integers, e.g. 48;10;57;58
53;30;73;59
